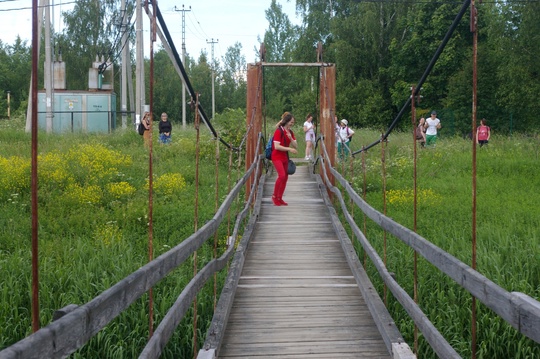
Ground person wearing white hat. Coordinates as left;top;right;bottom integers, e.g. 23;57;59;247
338;119;354;159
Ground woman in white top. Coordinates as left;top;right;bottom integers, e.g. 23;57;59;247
424;110;441;147
303;113;315;160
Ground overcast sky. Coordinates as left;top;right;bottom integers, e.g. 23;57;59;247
0;0;300;63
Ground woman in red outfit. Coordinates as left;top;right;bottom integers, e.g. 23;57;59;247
271;112;298;206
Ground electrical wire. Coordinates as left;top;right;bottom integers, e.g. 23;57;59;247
0;0;77;12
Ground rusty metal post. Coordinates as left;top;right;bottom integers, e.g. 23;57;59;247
31;0;40;333
245;63;262;199
362;146;367;269
319;64;336;190
411;85;419;355
381;135;388;306
193;93;201;359
147;0;156;340
471;1;479;358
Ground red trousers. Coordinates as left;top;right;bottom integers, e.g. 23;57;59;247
272;158;289;199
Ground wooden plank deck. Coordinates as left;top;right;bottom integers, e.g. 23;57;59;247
218;163;391;358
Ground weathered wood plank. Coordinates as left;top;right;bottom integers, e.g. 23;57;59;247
216;165;392;358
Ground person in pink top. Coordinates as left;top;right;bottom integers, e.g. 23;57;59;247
271;112;298;206
476;118;491;147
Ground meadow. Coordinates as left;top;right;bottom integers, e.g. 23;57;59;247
0;117;539;358
0;117;244;357
337;129;540;358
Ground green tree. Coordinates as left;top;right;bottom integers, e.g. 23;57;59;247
0;38;31;117
260;0;299;121
189;51;213;118
152;47;183;123
489;1;540;133
218;42;247;112
58;0;130;91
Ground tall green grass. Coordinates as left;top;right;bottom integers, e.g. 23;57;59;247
1;119;538;358
0;117;244;356
338;129;540;358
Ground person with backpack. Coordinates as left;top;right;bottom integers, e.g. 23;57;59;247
416;117;427;147
271;112;297;206
337;119;354;160
141;111;151;147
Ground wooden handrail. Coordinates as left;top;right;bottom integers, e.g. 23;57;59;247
317;137;540;348
0;138;263;359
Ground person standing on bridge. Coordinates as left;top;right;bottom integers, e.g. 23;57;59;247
303;113;315;160
271;112;297;206
424;110;441;147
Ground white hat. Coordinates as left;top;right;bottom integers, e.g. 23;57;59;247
341;119;348;125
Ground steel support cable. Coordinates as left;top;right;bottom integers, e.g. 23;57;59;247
317;139;461;359
139;139;263;359
352;0;472;156
152;4;237;151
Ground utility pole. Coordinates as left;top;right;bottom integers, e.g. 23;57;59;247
25;0;45;133
135;0;145;129
44;0;53;133
120;0;128;128
174;5;191;129
206;38;218;120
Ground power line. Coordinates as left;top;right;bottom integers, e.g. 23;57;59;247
0;0;77;12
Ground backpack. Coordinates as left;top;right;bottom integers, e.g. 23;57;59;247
415;126;424;140
346;127;353;142
137;122;145;135
265;127;285;160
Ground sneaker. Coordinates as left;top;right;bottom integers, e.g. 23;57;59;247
305;157;310;160
272;195;281;206
279;198;288;206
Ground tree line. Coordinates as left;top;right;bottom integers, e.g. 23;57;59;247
1;0;538;136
